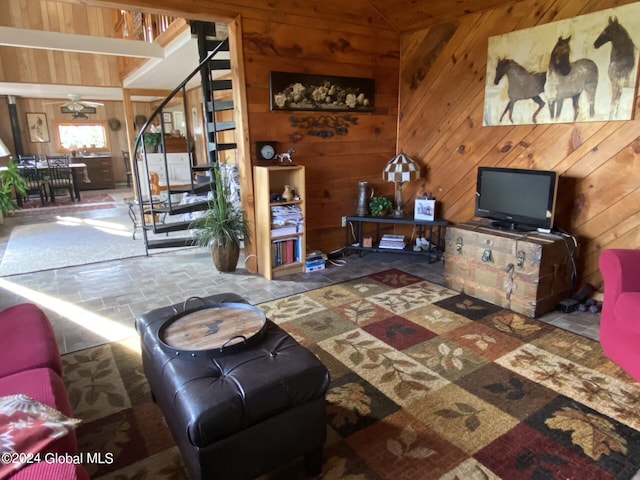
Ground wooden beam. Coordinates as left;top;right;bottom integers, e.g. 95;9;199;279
0;26;164;58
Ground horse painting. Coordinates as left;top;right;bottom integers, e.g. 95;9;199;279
546;36;598;121
494;58;547;123
594;17;637;118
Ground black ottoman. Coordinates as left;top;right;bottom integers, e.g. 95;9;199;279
135;293;330;480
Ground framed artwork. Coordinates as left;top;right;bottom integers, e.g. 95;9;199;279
270;71;374;112
162;112;172;123
26;113;50;143
484;3;640;125
414;197;435;221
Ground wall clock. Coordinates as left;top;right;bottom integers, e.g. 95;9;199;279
255;141;277;162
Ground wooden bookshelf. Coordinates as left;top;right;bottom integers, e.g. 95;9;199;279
254;165;306;279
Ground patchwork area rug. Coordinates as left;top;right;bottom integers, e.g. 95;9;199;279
0;214;145;276
13;193;116;216
62;269;640;479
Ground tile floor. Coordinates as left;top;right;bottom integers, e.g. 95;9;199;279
0;188;601;354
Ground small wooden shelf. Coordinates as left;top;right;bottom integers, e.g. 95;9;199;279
254;165;306;280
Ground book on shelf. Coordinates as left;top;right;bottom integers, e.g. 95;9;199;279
378;241;406;250
378;233;406;249
271;224;303;237
380;234;405;242
271;237;301;267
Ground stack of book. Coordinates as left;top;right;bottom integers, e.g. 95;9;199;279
305;252;327;273
271;204;303;237
378;234;406;250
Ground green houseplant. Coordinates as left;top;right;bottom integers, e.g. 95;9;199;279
0;159;27;218
369;195;392;217
189;166;249;272
142;132;161;152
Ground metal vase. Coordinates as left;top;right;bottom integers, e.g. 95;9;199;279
356;181;371;216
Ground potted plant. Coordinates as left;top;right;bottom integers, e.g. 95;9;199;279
369;195;392;217
189;166;249;272
0;159;27;221
142;132;161;152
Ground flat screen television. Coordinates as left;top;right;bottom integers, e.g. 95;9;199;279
474;167;558;231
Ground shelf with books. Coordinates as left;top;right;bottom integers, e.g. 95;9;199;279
254;165;306;279
344;215;447;263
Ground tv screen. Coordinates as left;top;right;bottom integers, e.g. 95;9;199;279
474;167;558;231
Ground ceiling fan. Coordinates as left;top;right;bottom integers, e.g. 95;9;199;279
45;94;104;112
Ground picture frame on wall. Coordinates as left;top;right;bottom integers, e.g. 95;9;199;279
270;71;374;112
414;197;435;221
26;112;50;143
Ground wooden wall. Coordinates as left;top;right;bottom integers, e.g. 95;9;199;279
398;0;640;287
240;14;401;254
0;1;121;87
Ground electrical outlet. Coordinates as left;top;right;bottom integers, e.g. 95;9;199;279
341;216;347;227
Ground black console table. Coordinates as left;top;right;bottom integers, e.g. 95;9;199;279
344;215;448;263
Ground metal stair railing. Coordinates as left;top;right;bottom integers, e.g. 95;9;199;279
132;38;230;254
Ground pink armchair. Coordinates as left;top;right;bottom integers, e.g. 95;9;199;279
599;249;640;382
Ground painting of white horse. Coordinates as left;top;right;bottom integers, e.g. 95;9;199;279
483;3;640;126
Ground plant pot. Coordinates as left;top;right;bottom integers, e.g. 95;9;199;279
210;238;240;272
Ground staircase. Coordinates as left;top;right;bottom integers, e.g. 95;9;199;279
132;22;238;253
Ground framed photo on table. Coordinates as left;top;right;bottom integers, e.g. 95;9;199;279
26;112;50;143
414;197;435;221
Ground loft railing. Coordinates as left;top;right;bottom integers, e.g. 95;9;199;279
114;10;179;43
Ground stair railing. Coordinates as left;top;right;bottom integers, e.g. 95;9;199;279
132;38;229;253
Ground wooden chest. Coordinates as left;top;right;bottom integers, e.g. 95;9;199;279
443;222;573;318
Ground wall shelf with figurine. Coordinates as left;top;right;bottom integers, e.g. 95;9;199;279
254;165;306;279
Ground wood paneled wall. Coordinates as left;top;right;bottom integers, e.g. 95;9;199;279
398;0;640;288
240;14;401;254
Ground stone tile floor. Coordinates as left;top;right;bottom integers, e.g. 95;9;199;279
0;188;600;354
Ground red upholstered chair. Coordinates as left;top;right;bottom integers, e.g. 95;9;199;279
0;304;62;378
599;249;640;382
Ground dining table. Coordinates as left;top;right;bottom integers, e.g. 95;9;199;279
4;162;90;206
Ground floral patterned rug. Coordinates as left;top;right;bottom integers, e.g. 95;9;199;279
62;268;640;479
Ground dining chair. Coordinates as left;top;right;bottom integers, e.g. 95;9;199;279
122;150;132;188
17;154;38;167
44;154;75;203
18;166;48;206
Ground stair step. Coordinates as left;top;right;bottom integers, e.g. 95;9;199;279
191;164;217;172
167;183;214;195
210;79;232;91
155;200;210;215
147;237;197;249
209;59;231;70
207;142;237;151
152;221;193;234
208;121;235;132
208;100;234;112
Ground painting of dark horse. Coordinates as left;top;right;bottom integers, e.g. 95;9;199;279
484;3;640;125
594;17;637;118
494;58;547;123
546;36;598;121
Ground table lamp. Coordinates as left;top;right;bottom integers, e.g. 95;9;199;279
383;151;420;217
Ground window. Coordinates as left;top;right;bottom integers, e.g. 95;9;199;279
55;122;110;153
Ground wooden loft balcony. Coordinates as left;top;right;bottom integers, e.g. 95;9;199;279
114;10;189;82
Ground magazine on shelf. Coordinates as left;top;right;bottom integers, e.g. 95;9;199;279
378;241;406;250
380;234;405;242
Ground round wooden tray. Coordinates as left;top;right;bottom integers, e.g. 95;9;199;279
158;302;267;359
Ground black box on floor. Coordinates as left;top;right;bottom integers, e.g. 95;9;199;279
557;298;579;313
